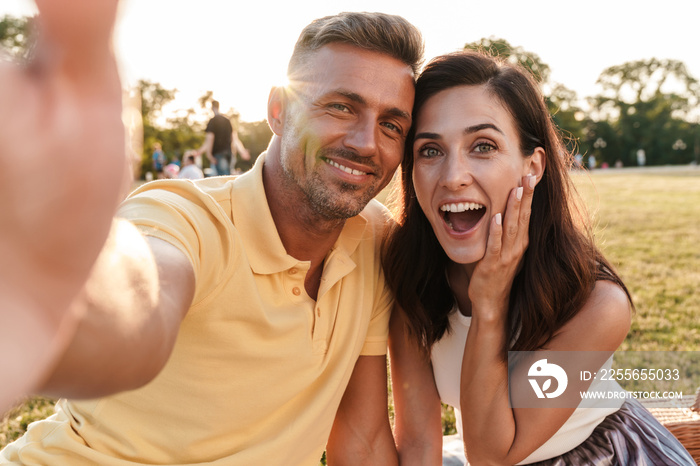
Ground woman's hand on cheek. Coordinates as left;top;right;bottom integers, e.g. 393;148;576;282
468;174;536;321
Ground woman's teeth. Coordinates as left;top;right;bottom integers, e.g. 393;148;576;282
440;202;484;213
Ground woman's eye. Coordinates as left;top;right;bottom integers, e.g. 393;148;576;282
474;142;495;154
418;146;441;158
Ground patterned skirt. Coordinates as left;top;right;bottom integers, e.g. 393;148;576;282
443;398;695;465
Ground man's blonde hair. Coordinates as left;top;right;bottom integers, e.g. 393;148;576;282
287;12;424;79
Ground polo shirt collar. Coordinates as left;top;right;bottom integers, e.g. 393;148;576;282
230;152;368;275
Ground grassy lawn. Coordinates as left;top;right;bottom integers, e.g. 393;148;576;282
2;166;698;455
571;167;700;351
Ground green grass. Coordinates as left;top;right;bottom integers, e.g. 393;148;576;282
0;397;55;450
3;167;699;458
571;167;700;351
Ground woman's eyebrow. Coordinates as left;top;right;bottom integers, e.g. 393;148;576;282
415;124;504;141
414;131;441;140
465;123;504;135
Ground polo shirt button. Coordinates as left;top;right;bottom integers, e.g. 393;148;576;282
292;287;301;296
289;268;298;275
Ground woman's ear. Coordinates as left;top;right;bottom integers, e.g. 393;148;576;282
267;87;286;136
526;147;546;185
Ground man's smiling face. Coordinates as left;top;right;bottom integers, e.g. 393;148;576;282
278;43;415;220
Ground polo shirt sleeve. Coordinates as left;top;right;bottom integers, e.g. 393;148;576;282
358;202;396;357
360;270;394;356
117;180;234;308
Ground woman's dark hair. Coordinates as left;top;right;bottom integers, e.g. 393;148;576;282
382;51;632;355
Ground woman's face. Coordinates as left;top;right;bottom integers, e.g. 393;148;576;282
412;84;537;265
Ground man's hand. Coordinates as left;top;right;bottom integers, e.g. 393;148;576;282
233;134;250;161
0;0;127;413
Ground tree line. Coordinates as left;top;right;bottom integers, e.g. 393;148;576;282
3;16;699;173
465;38;700;168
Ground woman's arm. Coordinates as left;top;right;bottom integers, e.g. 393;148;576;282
389;307;444;466
461;281;630;465
327;355;398;466
458;176;631;465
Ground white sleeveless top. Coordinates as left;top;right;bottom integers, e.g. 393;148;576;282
431;308;625;464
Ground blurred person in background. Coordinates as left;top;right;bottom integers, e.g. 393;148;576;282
196;100;250;175
178;151;204;180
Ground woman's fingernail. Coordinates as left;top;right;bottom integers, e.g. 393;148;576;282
516;187;523;200
529;175;536;189
495;213;502;225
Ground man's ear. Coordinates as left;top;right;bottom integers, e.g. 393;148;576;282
267;87;286;136
525;147;546;185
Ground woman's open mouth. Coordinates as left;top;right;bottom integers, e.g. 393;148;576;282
440;202;486;233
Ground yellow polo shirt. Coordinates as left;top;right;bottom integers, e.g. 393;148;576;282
1;154;394;465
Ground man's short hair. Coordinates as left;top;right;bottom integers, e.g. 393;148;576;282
211;100;220;110
288;12;424;79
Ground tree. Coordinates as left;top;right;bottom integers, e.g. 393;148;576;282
464;37;550;84
160;110;205;159
198;91;214;111
580;118;626;167
596;59;699;120
138;79;177;127
136;80;198;177
237;120;273;171
0;15;34;60
546;83;587;156
464;38;586;157
593;58;700;165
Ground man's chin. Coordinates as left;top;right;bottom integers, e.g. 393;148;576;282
312;195;372;220
305;180;378;219
314;203;365;220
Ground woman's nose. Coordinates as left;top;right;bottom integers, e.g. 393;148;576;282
440;153;473;190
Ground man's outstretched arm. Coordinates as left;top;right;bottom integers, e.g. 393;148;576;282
0;0;193;411
37;224;195;399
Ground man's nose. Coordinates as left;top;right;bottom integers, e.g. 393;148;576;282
343;116;378;157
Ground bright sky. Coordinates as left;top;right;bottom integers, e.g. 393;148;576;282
4;0;699;123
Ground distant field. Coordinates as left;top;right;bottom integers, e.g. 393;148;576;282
571;166;700;350
2;166;699;455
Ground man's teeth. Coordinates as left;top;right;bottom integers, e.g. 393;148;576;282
440;202;485;212
328;159;367;176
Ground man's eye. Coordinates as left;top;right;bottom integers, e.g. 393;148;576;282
381;121;400;133
330;103;350;112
